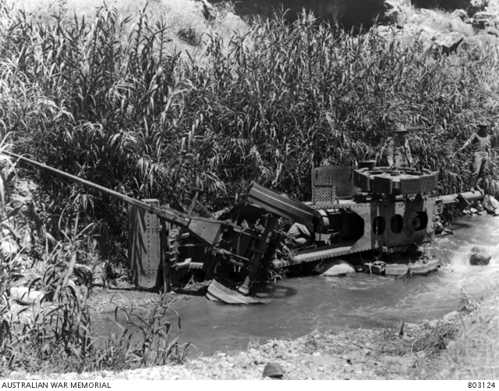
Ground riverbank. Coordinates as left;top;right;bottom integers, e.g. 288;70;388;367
5;272;498;380
433;279;499;379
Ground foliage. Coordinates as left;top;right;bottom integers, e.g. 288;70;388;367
0;294;188;374
0;247;187;375
92;297;189;371
0;210;187;375
0;133;15;213
1;2;498;215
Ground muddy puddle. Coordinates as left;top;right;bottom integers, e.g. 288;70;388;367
93;215;499;357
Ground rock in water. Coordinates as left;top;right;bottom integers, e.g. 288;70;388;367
441;228;454;236
469;247;491;266
434;221;444;234
321;259;356;276
482;195;499;214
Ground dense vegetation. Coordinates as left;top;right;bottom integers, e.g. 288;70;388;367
1;0;499;374
2;0;499;220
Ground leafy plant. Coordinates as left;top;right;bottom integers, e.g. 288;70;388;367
93;296;189;370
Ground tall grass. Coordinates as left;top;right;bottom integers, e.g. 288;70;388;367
1;1;498;256
0;231;188;375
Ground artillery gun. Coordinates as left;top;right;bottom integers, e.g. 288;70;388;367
6;152;320;303
6;152;483;303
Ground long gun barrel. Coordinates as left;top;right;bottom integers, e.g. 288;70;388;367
4;151;227;244
5;151;189;225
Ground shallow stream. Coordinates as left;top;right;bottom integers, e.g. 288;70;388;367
95;215;499;357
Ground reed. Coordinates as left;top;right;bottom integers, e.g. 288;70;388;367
2;2;498;210
0;231;187;375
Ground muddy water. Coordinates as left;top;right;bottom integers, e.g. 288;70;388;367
95;216;499;357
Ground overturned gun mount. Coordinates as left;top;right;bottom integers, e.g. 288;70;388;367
7;151;483;303
6;152;320;302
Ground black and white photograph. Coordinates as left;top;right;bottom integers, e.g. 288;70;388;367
0;0;498;384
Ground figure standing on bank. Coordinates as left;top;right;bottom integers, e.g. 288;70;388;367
455;122;492;190
387;124;413;168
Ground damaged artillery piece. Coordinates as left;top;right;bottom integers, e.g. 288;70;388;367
8;152;484;304
7;152;320;304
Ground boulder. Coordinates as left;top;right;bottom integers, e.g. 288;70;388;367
10;286;44;305
321;259;356;276
441;228;454;236
434;32;464;54
482;195;499;213
451;9;469;21
469;247;491;266
383;0;406;26
470;252;490;265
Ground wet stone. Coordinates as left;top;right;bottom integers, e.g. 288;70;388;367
470;251;491;266
469;246;491;266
